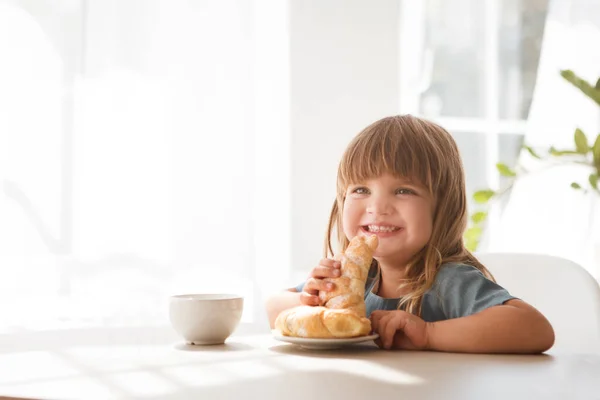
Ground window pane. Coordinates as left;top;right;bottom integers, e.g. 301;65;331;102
499;0;549;119
418;0;548;120
420;0;485;118
451;131;488;206
452;131;525;209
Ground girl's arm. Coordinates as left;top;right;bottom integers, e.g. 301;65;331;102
371;299;554;353
266;258;342;328
265;289;303;328
427;299;555;353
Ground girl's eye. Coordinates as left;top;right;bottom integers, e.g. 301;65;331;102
396;188;415;195
352;187;370;195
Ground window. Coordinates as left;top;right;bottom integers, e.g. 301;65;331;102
1;0;289;329
398;0;549;248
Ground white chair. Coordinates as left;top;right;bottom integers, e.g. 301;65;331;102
476;252;600;353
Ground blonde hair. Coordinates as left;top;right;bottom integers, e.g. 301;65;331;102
323;114;494;316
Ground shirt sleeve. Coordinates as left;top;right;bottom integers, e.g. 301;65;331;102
293;281;305;292
431;264;518;319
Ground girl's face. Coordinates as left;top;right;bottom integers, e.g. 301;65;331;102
342;173;434;266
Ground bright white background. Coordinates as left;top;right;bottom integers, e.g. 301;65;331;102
0;0;598;331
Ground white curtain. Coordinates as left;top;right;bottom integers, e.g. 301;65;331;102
489;0;600;278
0;0;290;329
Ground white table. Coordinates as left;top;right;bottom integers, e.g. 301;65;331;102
1;324;599;400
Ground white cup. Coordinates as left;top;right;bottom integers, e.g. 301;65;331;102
169;294;244;345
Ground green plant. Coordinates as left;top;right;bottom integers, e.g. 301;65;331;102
464;69;600;252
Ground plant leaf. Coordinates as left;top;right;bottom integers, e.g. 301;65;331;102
471;211;488;224
473;190;496;204
560;69;600;107
596;77;600;91
574;128;589;154
464;225;483;252
571;182;582;189
594;134;600;170
590;173;599;190
523;145;541;159
496;163;517;177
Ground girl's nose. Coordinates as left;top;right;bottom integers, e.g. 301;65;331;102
366;195;392;215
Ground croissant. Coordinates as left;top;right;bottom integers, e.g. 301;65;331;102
275;235;378;338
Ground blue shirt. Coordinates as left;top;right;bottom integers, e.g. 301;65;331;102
294;262;516;322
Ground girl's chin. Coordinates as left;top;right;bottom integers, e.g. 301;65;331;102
372;248;399;259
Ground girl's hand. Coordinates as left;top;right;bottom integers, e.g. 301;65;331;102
300;258;341;306
370;310;431;350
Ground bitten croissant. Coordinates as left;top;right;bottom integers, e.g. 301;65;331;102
274;235;378;338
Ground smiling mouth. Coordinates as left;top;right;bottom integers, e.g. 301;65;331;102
362;225;401;233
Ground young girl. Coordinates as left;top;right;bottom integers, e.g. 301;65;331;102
265;114;555;353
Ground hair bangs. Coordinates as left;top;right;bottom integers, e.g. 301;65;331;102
337;120;435;196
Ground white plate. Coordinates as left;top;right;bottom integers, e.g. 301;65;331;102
272;331;379;350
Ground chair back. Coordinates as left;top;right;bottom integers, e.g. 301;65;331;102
476;252;600;353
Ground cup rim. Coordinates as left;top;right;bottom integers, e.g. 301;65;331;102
170;293;243;301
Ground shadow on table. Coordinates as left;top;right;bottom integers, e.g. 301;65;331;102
136;351;569;400
173;342;254;352
268;343;561;397
141;370;430;400
155;349;565;400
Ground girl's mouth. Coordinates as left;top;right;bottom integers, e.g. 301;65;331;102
360;225;402;237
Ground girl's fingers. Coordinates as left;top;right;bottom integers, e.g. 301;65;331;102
304;278;335;296
370;310;386;332
383;316;402;349
299;291;320;306
311;265;341;278
299;258;342;307
318;258;341;268
373;312;395;349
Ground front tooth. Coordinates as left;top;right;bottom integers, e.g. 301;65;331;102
369;225;396;232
